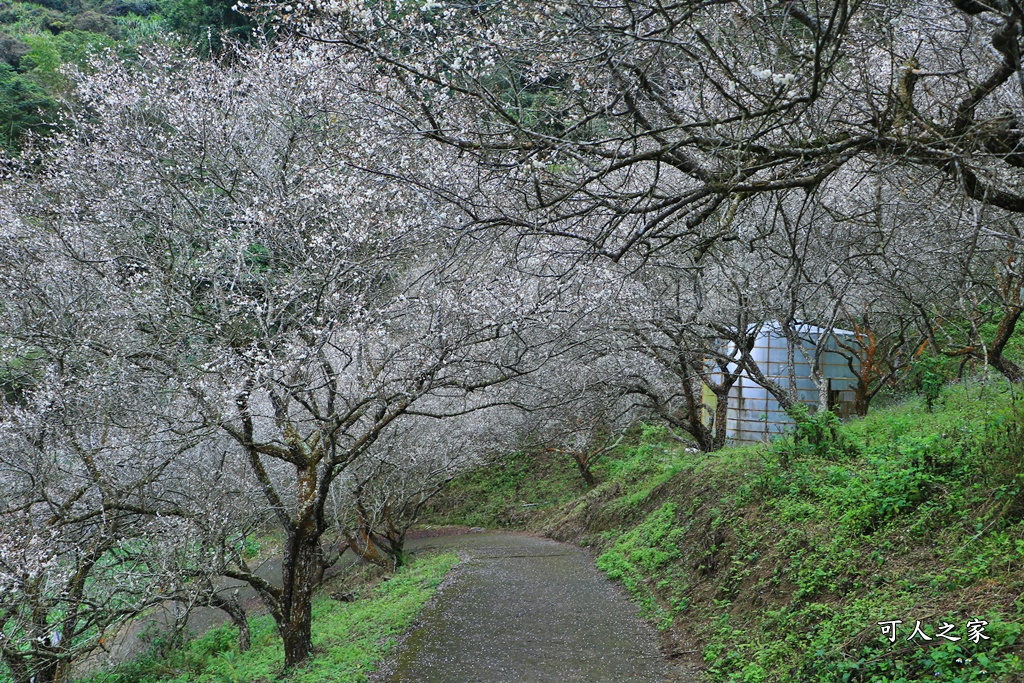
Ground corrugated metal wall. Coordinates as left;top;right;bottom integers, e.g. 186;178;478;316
725;325;859;443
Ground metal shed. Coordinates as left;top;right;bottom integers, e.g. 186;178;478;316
724;322;859;443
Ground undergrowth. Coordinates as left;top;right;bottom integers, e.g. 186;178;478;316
438;378;1024;682
420;449;585;529
82;552;458;683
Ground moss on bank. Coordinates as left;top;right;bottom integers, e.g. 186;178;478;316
435;381;1024;682
83;552;458;683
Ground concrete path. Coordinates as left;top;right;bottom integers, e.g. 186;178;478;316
387;532;674;683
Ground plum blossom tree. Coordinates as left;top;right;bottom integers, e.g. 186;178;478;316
264;0;1024;406
584;261;744;453
533;391;634;487
0;203;207;683
0;419;186;683
274;0;1024;263
826;165;1024;384
10;40;571;668
899;207;1024;383
330;407;521;567
500;351;640;484
247;0;1024;409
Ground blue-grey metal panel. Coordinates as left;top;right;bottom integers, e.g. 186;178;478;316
724;324;862;443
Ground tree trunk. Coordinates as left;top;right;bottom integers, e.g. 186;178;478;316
390;544;408;569
380;522;409;569
281;618;312;670
854;379;870;416
236;613;251;654
989;354;1024;383
817;376;830;416
211;592;250;653
684;373;716;453
573;453;597;488
712;389;730;451
693;423;715;453
279;531;324;669
984;304;1023;382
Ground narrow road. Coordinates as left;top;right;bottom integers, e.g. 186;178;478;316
387;532;676;683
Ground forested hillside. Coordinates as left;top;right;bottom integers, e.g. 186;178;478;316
0;0;251;148
3;1;1024;682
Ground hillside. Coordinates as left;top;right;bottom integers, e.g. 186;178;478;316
0;0;251;148
425;379;1024;682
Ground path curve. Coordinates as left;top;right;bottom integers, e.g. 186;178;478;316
387;532;676;683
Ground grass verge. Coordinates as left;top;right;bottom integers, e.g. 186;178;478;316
436;379;1024;682
84;552;458;683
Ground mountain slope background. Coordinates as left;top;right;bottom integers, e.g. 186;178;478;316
0;0;253;148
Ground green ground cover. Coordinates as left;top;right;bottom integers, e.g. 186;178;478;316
421;448;587;529
436;378;1024;682
82;552;458;683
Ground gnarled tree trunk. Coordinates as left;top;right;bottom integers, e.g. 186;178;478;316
279;531;324;668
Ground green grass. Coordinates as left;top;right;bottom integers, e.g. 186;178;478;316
420;449;587;529
581;380;1024;682
433;378;1024;682
83;552;458;683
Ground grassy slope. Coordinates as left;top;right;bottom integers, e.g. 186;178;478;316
83;552;458;683
433;380;1024;682
421;448;589;530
